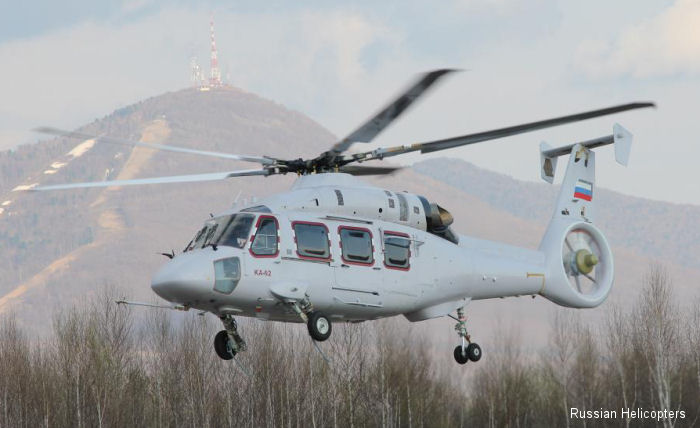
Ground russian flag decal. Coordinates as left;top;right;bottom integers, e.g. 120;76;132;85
574;179;593;201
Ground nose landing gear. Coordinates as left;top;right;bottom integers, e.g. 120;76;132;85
214;314;247;360
452;307;481;365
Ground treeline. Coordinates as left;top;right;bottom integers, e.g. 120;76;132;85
468;267;699;428
0;293;465;428
0;268;697;428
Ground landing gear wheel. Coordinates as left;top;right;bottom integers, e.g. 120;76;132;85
453;346;469;364
466;343;482;362
214;330;236;360
307;311;331;341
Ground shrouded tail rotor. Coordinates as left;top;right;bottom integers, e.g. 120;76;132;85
541;221;614;308
562;226;611;299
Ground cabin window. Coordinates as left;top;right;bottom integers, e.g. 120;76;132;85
217;214;255;248
339;227;373;265
383;232;410;270
213;257;241;294
250;216;278;256
294;222;330;259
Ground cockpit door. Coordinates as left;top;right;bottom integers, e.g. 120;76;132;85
246;215;281;284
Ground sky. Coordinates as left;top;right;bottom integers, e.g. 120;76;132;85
1;0;699;205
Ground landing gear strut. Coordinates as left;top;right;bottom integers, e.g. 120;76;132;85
289;297;332;342
214;314;247;360
453;307;481;365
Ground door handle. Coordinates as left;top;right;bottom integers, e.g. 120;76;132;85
341;264;350;268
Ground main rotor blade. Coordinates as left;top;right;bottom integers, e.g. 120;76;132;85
364;102;655;160
330;69;458;154
338;165;402;176
35;127;274;165
23;169;270;191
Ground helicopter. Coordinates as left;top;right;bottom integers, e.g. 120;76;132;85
26;69;654;365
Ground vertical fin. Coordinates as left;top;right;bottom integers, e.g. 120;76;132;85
554;144;596;223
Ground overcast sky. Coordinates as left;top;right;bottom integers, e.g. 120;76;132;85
1;0;698;204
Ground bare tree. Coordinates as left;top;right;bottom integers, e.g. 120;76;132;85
635;267;682;428
605;305;638;428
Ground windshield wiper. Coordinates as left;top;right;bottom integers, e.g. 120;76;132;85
160;249;175;259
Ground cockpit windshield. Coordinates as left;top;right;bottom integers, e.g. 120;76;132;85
184;213;255;252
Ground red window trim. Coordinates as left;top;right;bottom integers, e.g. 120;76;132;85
337;226;374;266
292;221;332;261
249;215;280;258
383;230;411;271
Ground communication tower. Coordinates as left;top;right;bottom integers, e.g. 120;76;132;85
209;15;223;87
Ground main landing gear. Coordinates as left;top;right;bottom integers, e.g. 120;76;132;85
307;311;332;341
453;307;482;365
214;314;247;360
289;296;332;342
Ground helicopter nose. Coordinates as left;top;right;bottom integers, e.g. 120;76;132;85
151;251;215;303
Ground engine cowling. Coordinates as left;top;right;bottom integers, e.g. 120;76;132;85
418;196;459;244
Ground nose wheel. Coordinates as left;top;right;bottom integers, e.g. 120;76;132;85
214;330;236;360
215;314;247;360
453;307;482;365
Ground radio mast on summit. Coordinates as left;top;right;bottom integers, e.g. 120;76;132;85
209;14;223;87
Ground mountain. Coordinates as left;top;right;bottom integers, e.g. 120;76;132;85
0;87;335;328
0;86;698;346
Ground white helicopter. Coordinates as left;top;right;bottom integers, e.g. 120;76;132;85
30;69;654;364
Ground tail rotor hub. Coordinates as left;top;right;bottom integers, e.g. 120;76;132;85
561;225;612;299
575;249;598;274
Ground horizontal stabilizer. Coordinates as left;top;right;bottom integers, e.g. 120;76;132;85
540;123;633;183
